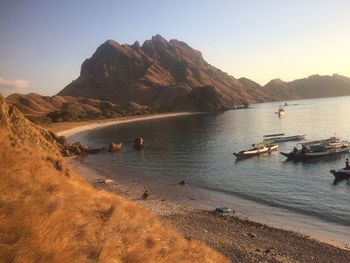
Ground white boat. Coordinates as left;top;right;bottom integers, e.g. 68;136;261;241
281;137;350;161
234;142;278;160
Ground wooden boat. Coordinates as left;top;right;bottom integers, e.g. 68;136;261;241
234;142;278;160
280;137;350;161
330;168;350;179
263;133;306;143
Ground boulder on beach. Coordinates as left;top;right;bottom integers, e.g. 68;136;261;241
179;180;187;185
108;142;123;152
97;178;114;184
57;135;69;147
134;137;144;150
104;179;114;184
142;190;150;200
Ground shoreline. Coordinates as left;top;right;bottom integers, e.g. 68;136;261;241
51;112;199;137
72;157;350;248
52;113;350;261
70;157;350;262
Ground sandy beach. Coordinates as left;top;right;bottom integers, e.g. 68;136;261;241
48;112;198;137
52;115;350;263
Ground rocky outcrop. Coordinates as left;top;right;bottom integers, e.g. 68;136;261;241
58;35;268;111
62;141;102;156
134;137;144;150
108;142;123;152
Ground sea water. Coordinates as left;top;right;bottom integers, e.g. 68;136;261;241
70;96;350;245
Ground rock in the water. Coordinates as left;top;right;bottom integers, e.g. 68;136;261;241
63;141;101;156
108;142;123;152
134;137;144;150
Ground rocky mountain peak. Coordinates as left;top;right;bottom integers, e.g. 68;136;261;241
151;34;168;44
141;34;169;56
265;79;287;87
62;35;323;111
131;41;141;50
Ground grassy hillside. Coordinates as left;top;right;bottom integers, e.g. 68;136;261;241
0;96;228;262
6;93;153;124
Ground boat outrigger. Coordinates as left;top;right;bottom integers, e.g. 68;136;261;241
263;133;306;143
234;141;278;160
280;137;350;161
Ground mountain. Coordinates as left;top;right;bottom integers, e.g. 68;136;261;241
262;74;350;100
9;36;350;115
58;35;268;111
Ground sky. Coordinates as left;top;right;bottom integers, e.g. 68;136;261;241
0;0;349;96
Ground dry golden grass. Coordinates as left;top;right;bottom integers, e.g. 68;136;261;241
0;129;229;263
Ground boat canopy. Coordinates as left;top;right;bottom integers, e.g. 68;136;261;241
300;137;338;147
263;133;285;138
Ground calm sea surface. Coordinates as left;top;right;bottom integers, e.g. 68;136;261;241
70;96;350;229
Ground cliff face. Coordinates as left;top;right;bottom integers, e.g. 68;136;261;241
58;35;267;111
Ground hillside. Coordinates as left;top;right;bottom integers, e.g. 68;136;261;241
58;35;268;111
6;93;153;123
262;74;350;100
0;94;228;262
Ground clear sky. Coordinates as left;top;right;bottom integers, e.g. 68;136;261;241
0;0;349;96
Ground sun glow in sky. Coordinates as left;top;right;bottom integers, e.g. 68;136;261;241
0;0;349;96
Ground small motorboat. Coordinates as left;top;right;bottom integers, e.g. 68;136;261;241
234;142;278;160
275;106;285;117
263;133;306;143
281;137;350;161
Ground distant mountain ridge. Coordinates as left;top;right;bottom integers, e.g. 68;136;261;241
262;74;350;101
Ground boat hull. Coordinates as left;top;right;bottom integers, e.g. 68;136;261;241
234;145;278;160
330;169;350;179
281;146;350;161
